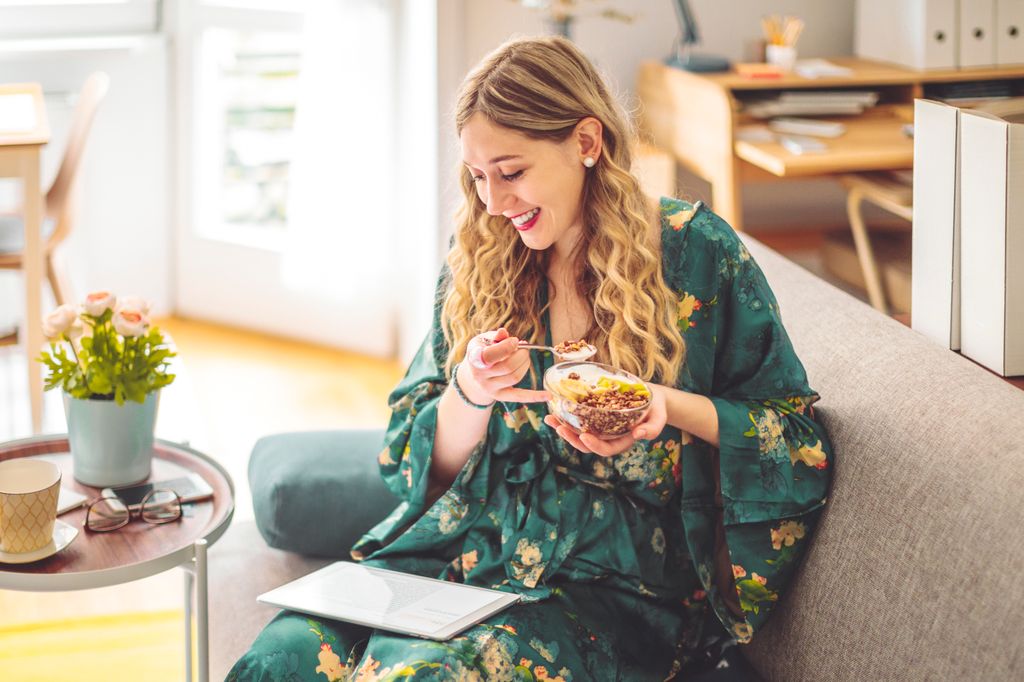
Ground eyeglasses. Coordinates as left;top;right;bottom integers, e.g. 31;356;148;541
83;489;183;532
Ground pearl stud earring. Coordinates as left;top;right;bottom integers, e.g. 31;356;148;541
583;156;596;168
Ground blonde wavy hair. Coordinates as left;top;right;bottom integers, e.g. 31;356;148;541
442;36;685;384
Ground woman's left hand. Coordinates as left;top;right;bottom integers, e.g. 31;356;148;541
543;384;668;457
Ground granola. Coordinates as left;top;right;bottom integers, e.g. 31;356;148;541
551;375;651;438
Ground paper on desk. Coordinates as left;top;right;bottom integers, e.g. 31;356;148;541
779;135;827;155
794;59;853;79
736;125;775;143
0;94;36;132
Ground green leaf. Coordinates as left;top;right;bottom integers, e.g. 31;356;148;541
515;666;536;681
125;383;146;404
34;316;174;401
88;366;112;396
736;578;779;614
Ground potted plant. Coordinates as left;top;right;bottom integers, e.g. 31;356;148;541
37;291;176;486
514;0;634;40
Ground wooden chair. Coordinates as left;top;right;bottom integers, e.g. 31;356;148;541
0;72;110;310
838;170;913;314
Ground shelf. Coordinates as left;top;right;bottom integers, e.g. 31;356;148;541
734;112;913;177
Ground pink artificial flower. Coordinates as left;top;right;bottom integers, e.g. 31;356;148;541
83;291;116;316
113;309;150;337
42;304;78;338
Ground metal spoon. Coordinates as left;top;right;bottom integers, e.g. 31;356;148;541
476;332;598;362
516;342;597;362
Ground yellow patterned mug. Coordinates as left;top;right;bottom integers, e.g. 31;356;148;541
0;459;61;554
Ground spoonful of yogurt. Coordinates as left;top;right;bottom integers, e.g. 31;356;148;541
474;332;597;364
518;338;597;362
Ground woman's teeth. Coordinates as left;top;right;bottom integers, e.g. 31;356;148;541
512;208;540;227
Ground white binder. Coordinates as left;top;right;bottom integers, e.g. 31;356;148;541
912;99;961;350
959;109;1024;377
855;0;958;69
996;0;1024;65
961;0;997;67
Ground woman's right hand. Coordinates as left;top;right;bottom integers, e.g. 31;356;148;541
459;328;550;404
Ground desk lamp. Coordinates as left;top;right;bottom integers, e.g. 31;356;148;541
665;0;730;73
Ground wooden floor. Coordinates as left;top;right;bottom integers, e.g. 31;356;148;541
0;316;403;631
148;315;404;523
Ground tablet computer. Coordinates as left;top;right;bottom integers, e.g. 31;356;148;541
257;561;520;641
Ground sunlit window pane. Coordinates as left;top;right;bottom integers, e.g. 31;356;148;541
201;28;301;234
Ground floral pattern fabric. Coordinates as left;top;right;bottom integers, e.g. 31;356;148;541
227;198;833;681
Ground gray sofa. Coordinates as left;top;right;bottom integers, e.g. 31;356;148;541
209;235;1024;680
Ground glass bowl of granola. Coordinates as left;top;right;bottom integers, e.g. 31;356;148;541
543;361;652;440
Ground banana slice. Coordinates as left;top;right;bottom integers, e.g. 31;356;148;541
555;378;591;401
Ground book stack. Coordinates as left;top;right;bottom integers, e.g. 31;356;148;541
768;118;847;138
926;80;1019;105
745;90;879;118
912;98;1024;376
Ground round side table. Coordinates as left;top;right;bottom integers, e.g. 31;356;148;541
0;435;234;682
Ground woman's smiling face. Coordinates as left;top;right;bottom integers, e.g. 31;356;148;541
460;112;596;255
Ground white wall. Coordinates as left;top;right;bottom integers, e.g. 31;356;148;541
0;36;171;324
442;0;859;233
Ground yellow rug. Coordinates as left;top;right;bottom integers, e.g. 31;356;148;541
0;609;194;681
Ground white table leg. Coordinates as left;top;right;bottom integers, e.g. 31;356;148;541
184;565;194;682
196;538;209;682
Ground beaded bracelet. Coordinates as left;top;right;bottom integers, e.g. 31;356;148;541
450;362;495;409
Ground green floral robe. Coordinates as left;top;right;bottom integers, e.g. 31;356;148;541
228;198;832;682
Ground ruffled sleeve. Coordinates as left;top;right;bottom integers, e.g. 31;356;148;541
374;268;451;507
669;203;833;644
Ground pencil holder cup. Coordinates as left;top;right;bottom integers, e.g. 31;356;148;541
766;44;797;71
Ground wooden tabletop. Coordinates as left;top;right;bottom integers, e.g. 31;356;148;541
0;437;234;587
694;56;1024;91
0;82;49;147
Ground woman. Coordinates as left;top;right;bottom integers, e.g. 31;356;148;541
229;36;832;681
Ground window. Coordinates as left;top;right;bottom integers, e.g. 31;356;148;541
207;29;301;232
0;1;161;38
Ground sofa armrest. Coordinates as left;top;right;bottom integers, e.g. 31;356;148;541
248;429;396;557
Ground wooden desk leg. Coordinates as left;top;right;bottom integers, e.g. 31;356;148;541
846;188;889;313
21;148;44;434
709;165;744;232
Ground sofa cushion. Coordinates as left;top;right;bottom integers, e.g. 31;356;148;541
249;429;395;557
739;236;1024;681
